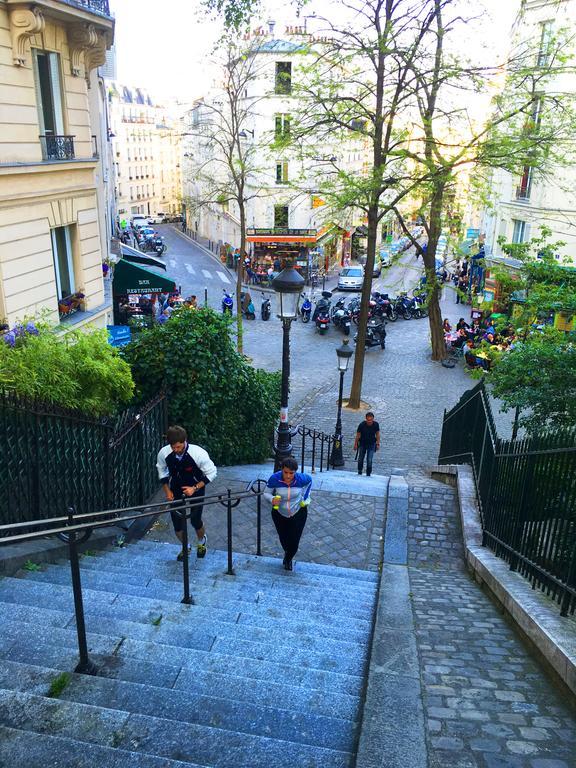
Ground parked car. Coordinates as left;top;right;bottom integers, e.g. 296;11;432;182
149;212;168;225
168;214;183;223
372;255;382;278
338;266;364;291
131;214;149;229
379;248;392;267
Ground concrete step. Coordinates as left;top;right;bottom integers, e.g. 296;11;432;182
0;724;196;768
0;660;358;752
0;690;353;768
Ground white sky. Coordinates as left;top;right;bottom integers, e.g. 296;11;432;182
110;0;519;102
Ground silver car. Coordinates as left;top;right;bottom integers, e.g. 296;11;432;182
338;266;364;291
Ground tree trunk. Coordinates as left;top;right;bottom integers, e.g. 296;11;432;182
424;183;446;362
236;203;246;355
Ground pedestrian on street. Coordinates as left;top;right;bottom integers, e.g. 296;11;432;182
354;412;380;476
156;425;217;561
264;457;312;571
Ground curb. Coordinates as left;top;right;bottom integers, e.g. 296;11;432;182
355;474;428;768
437;464;576;700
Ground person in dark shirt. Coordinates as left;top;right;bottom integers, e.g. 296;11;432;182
354;412;380;476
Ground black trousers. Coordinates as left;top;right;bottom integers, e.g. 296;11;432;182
271;507;308;561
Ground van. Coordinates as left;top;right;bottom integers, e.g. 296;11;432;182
149;212;168;225
131;214;149;228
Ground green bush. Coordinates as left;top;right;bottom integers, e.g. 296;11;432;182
122;308;280;465
0;321;134;417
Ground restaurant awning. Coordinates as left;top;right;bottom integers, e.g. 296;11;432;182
112;259;176;295
120;243;167;270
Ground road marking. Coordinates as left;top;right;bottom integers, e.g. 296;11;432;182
185;264;196;274
202;269;213;279
216;271;230;284
169;259;176;268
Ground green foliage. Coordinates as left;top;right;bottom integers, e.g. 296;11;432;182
201;0;260;30
0;324;134;417
23;560;41;572
122;308;281;465
488;329;576;434
47;672;71;698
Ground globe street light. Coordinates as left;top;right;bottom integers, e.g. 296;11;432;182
331;338;354;467
271;264;305;470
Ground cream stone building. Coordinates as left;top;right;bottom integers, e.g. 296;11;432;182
0;0;115;329
107;83;182;223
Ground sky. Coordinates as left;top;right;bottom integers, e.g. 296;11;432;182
110;0;519;103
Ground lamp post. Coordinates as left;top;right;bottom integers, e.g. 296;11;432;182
271;264;305;471
331;338;354;468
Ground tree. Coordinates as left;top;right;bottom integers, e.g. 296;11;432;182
121;307;281;465
183;36;271;356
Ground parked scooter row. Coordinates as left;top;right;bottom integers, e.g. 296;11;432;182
221;289;271;321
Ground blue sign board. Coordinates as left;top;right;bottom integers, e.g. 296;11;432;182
107;325;131;347
466;228;480;239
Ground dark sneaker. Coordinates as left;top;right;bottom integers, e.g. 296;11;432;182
196;535;207;559
176;545;191;562
283;558;293;571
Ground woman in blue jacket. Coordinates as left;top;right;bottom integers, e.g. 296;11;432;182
264;457;312;571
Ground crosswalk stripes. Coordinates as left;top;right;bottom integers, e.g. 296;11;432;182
216;271;230;284
202;269;213;279
185;264;196;274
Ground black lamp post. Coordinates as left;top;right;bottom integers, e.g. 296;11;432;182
331;338;354;467
271;264;305;471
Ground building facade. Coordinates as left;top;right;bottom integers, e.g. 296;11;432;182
107;83;182;224
0;0;114;329
480;0;576;263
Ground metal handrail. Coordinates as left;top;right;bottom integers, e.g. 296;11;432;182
293;424;335;473
0;480;267;675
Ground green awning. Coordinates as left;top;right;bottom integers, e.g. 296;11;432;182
120;244;167;270
112;259;176;295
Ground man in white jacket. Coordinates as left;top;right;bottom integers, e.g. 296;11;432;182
156;425;217;561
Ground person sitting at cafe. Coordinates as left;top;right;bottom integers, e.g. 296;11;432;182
456;317;470;331
451;327;468;349
443;318;452;333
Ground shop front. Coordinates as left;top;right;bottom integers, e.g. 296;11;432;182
246;228;317;282
112;258;177;327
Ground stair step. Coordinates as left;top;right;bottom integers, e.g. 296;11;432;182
0;690;353;768
0;659;357;751
0;724;196;768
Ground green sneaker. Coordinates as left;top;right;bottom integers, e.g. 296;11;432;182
196;535;207;559
177;545;192;562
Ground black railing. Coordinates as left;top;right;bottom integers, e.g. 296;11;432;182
58;0;112;18
290;424;335;473
0;480;266;674
439;381;576;616
0;390;167;526
40;134;75;160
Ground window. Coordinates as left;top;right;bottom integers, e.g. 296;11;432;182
276;161;289;184
275;62;292;95
33;50;71;159
275;114;291;140
516;166;533;200
537;21;553;67
51;226;75;300
274;205;289;228
512;219;527;244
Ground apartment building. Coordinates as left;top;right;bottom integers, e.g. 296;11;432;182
0;0;114;328
107;83;182;223
481;0;576;262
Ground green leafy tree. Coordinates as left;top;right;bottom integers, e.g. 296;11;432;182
0;323;134;416
122;308;280;465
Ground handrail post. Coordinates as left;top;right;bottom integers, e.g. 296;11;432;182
311;431;316;473
320;436;325;473
180;498;193;604
226;490;234;575
256;483;262;556
67;506;98;675
300;426;305;471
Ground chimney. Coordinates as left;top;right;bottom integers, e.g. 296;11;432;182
267;19;276;35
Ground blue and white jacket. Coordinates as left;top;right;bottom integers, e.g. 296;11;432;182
264;471;312;518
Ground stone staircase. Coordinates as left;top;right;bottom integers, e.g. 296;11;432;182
0;540;378;767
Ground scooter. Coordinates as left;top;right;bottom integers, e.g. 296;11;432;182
240;291;255;319
153;239;166;256
313;291;332;335
261;293;271;321
331;297;351;335
372;292;397;322
222;289;233;315
300;294;312;323
354;317;387;350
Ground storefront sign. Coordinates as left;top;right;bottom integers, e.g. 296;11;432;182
466;228;480;239
107;325;132;347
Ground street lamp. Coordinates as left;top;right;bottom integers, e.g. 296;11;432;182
271;264;305;470
239;129;255;140
331;338;354;467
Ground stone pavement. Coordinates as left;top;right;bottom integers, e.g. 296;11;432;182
407;476;576;768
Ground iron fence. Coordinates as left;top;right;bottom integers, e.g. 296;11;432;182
39;134;75;160
439;381;576;616
291;424;335;473
0;391;167;527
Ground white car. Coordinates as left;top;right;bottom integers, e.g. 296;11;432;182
338;266;364;291
149;212;167;225
131;215;149;229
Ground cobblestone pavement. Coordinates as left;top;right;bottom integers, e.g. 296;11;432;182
407;477;576;768
143;474;386;572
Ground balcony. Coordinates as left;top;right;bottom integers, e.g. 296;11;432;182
58;0;112;19
40;134;75;161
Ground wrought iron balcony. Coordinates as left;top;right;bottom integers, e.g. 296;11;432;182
58;0;112;18
40;134;75;161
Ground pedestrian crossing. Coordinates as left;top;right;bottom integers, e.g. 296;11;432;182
181;263;231;284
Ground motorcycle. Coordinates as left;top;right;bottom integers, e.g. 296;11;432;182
312;290;332;334
300;293;312;323
331;297;351;335
411;290;428;318
355;317;387;350
261;293;271;321
153;238;166;256
392;293;413;320
222;289;233;315
372;292;397;322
